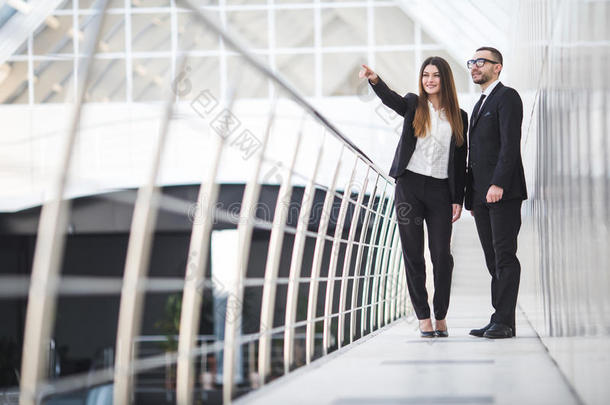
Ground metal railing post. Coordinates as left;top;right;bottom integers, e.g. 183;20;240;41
283;135;325;374
113;56;188;405
360;183;389;337
368;196;394;332
337;167;370;348
18;3;109;404
257;128;303;384
222;104;275;403
377;210;398;328
322;156;359;355
382;220;400;325
305;146;344;364
348;175;380;343
176;130;225;405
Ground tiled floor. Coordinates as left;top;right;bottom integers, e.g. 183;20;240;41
235;217;582;405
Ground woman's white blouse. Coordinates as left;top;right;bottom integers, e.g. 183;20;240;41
406;101;452;179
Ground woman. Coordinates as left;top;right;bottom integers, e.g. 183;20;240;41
361;57;468;337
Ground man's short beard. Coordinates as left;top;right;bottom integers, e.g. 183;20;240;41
473;73;490;84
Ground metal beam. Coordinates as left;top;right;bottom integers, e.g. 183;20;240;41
0;0;65;65
396;0;508;71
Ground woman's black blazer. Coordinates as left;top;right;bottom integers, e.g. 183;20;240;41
369;77;468;205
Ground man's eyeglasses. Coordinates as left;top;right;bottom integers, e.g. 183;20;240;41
467;58;501;69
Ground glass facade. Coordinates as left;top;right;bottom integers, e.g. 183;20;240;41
0;0;463;104
514;1;610;403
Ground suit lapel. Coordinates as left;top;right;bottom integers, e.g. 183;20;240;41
471;82;504;130
448;135;456;175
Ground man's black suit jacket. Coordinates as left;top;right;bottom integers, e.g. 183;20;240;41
465;82;528;210
370;77;468;205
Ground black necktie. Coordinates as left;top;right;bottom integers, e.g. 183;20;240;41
471;94;487;124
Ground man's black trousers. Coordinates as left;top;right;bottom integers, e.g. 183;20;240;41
472;196;522;334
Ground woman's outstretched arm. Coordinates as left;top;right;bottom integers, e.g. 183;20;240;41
361;64;411;116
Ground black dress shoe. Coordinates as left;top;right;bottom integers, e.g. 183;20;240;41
420;329;435;338
483;323;514;339
469;322;493;337
434;330;449;338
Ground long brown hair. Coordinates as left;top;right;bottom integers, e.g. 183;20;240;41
412;56;464;146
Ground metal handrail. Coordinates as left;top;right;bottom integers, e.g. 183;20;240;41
15;2;407;405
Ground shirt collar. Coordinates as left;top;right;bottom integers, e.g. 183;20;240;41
427;99;443;114
482;79;500;97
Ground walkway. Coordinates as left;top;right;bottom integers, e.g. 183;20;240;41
235;217;581;405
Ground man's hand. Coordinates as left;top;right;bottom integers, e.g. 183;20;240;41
452;204;462;223
486;185;504;203
360;64;379;84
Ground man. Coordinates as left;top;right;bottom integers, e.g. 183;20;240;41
465;47;528;339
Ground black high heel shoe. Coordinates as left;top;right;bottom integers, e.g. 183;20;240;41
434;329;449;338
419;329;435;338
434;320;448;337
